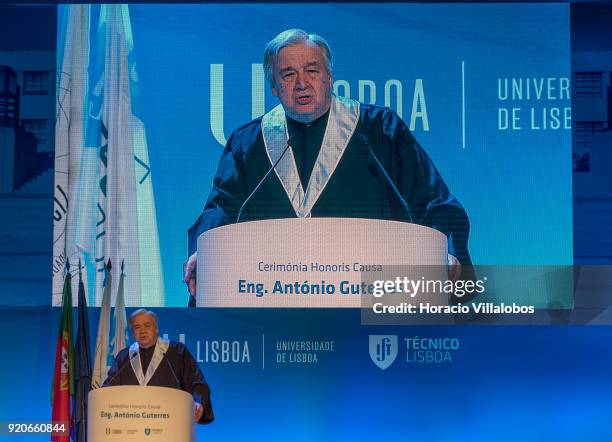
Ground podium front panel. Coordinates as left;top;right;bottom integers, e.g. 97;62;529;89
88;386;194;442
197;218;448;307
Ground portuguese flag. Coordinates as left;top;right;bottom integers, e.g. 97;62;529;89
51;267;74;441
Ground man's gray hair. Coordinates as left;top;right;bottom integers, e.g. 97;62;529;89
263;29;333;87
129;308;158;327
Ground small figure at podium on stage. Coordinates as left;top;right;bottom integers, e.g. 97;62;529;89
103;309;214;424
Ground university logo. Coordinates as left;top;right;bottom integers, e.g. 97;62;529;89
144;428;151;436
369;335;398;370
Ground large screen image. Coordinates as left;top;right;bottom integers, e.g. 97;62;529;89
52;3;572;307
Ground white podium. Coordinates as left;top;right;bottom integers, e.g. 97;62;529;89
88;386;194;441
196;218;448;307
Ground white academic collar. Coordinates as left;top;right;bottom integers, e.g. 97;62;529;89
128;336;170;386
261;95;360;217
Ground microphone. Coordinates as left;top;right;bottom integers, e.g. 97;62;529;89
163;351;181;389
236;138;294;223
103;351;138;387
359;134;414;223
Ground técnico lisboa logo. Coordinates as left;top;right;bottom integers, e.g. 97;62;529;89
369;335;398;370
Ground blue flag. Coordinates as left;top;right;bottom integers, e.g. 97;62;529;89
72;262;92;442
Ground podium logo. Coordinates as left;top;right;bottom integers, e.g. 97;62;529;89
144;428;151;436
369;335;398;370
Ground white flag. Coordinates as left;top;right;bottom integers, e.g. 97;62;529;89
92;4;164;306
91;262;111;389
52;4;91;306
110;260;129;358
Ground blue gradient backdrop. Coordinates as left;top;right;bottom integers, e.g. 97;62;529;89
2;308;612;441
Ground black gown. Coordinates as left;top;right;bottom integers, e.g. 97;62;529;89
188;103;472;267
103;341;214;424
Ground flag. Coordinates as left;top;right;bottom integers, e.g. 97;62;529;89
52;4;92;306
92;4;164;306
91;260;111;389
51;263;74;442
54;4;164;308
109;260;129;359
72;261;92;442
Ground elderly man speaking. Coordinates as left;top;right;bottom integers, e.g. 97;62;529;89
185;29;473;304
103;309;214;423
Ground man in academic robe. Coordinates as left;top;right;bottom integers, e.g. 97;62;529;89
184;29;473;305
103;309;214;424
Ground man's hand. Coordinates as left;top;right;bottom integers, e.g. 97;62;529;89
447;253;462;282
183;253;197;297
194;401;204;422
